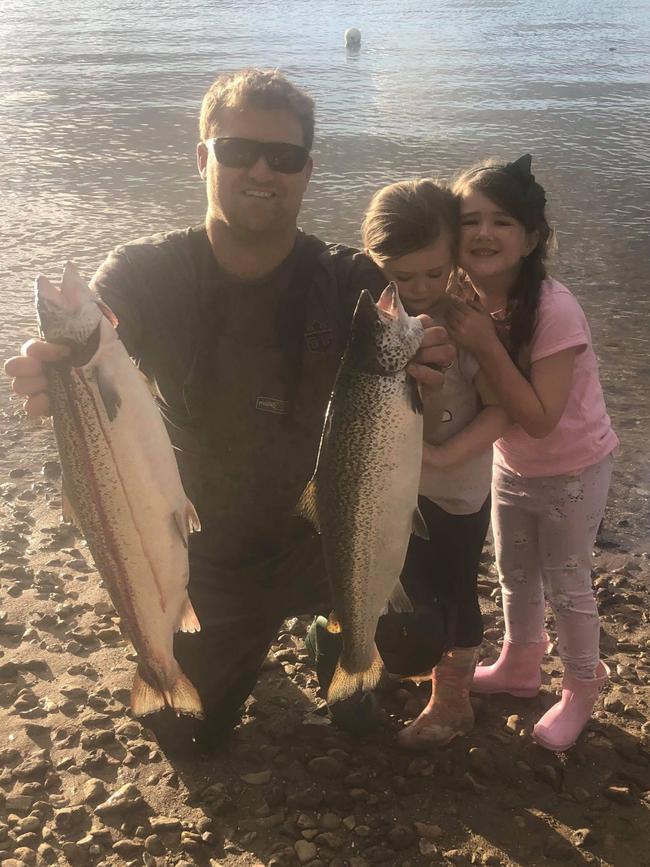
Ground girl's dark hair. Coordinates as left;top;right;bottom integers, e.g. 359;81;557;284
362;179;459;263
453;157;553;364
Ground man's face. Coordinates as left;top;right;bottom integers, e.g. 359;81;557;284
197;106;313;238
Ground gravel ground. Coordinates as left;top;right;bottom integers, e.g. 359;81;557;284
0;396;649;867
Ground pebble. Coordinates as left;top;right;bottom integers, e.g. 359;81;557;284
94;783;142;815
467;746;495;778
319;813;341;830
149;816;182;831
294;840;317;863
144;834;166;855
12;849;36;865
61;842;86;864
603;785;633;804
113;838;143;857
387;825;415;850
83;778;107;803
572;827;596;847
5;796;33;814
241;770;272;786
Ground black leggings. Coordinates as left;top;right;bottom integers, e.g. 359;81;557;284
400;494;490;649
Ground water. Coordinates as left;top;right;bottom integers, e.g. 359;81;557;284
1;0;649;545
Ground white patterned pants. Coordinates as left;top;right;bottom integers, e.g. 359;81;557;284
492;453;614;679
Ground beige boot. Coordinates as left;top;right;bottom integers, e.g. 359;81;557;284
397;646;479;750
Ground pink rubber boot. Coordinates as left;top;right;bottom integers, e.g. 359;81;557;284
397;646;479;750
533;660;609;752
471;635;550;698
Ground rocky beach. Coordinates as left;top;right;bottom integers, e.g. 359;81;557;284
0;384;648;867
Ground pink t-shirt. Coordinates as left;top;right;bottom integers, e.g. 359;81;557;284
494;278;619;478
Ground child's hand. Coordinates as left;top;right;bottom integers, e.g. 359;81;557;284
406;315;455;392
446;297;498;354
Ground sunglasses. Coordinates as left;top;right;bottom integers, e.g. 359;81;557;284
205;137;310;174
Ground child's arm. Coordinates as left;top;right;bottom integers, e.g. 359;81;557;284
447;299;577;439
423;371;509;469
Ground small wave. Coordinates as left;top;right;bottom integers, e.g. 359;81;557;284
3;89;53;104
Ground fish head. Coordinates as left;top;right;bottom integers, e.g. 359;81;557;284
348;283;424;374
35;262;104;350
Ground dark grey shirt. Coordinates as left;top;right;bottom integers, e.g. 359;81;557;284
91;226;385;576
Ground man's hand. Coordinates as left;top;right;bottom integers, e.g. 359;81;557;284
406;315;455;392
4;339;70;417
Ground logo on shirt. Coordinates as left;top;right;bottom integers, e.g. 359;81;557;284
305;321;333;352
441;410;452;423
255;396;290;415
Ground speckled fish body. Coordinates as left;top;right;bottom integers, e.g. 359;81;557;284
298;284;425;703
35;263;203;719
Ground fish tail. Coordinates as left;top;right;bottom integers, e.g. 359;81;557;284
131;663;204;719
167;670;204;719
326;643;385;705
130;666;168;717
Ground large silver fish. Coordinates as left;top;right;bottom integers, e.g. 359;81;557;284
36;262;203;719
298;283;427;704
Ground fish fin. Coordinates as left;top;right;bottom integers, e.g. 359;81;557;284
388;579;414;613
61;488;82;530
409;377;424;414
95;365;121;421
186;499;201;534
131;667;168;717
295;478;321;533
326;643;384;704
173;501;201;548
177;595;201;633
412;506;429;540
131;664;204;719
326;610;342;634
168;671;204;719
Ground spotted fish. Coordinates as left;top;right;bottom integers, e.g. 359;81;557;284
298;283;427;703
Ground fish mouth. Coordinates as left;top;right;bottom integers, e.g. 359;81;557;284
376;282;401;320
36;262;86;314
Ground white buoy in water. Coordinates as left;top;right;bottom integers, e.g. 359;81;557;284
344;27;361;48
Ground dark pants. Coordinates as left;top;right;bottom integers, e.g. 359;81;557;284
147;499;487;753
159;526;331;751
401;494;490;649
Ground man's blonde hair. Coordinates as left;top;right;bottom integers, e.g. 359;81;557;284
199;68;315;149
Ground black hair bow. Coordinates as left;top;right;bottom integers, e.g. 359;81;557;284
503;154;547;210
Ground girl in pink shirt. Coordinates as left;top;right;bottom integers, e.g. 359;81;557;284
447;155;618;752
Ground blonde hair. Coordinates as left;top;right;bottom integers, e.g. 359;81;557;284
362;179;459;264
199;68;315;149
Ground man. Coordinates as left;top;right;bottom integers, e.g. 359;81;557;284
5;69;454;754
